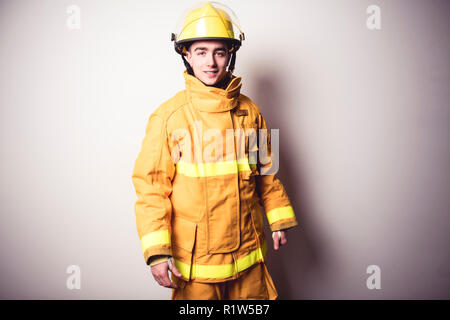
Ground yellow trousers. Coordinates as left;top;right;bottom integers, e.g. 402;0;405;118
171;262;278;300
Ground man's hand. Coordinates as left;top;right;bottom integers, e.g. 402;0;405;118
151;257;182;289
272;230;288;250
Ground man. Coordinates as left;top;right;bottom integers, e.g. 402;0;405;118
132;2;298;300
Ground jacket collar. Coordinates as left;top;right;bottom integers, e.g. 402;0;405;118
184;70;242;113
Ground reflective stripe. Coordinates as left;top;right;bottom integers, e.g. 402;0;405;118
176;158;254;177
174;242;267;280
141;230;170;254
266;205;295;225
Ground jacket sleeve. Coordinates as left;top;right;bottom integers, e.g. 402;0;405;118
132;113;175;265
255;112;298;232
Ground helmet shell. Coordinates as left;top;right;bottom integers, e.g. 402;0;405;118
172;1;244;55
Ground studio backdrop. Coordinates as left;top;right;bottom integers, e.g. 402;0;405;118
0;0;449;299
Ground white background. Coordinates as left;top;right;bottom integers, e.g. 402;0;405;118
0;0;449;299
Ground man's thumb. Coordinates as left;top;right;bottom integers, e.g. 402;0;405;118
168;257;182;277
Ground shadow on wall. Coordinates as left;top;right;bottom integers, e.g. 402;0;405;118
247;65;331;299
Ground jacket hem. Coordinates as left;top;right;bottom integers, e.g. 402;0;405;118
173;243;267;283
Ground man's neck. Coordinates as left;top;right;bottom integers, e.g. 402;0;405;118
210;73;231;89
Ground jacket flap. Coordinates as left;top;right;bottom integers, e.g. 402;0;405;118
172;215;197;252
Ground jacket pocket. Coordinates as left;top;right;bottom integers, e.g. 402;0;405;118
172;215;197;252
205;175;240;253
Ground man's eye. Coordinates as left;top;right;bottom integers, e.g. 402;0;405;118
216;52;225;56
197;52;205;56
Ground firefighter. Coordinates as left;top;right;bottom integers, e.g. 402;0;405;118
132;1;298;300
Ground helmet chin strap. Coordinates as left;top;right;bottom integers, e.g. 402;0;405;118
212;52;235;89
227;51;236;74
181;54;194;76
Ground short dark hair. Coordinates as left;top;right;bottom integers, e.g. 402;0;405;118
185;42;193;53
185;40;231;54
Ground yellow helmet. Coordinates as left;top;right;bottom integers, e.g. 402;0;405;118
171;2;245;57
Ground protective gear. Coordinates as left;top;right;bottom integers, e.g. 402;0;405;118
171;262;278;300
132;70;298;283
171;1;245;74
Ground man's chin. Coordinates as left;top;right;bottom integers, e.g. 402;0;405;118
195;72;226;87
201;78;217;86
200;78;219;86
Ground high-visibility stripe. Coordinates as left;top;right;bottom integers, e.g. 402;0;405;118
176;158;256;177
141;230;170;254
174;242;267;280
266;205;295;225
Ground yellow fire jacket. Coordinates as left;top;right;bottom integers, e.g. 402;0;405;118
132;71;298;283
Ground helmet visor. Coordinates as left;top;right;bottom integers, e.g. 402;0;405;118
173;1;243;44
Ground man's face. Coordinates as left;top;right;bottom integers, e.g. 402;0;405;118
185;40;230;86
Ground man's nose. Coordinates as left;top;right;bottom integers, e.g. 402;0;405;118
206;53;216;67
